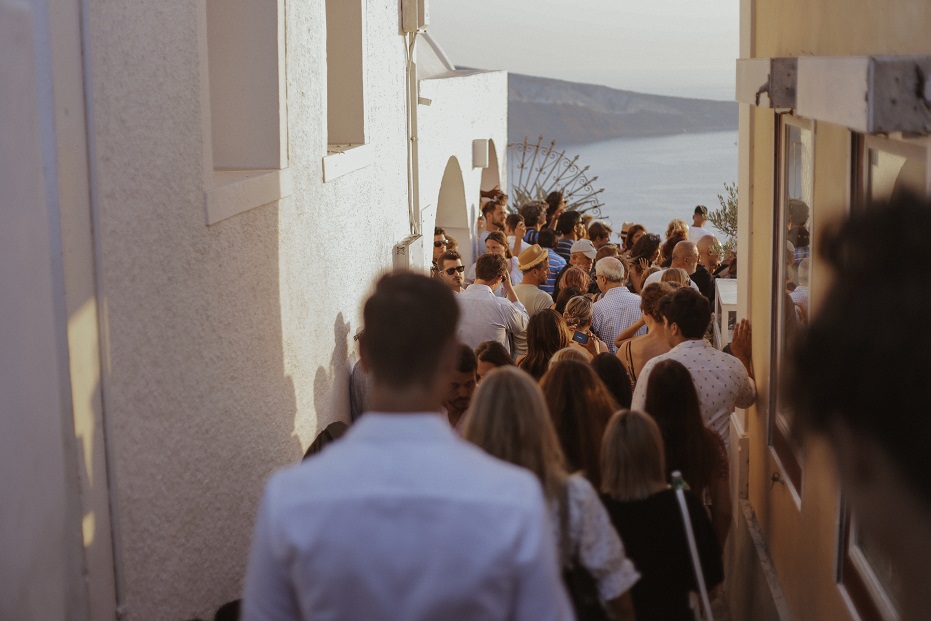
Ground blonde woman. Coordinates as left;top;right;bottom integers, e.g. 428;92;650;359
562;295;608;360
463;367;639;620
600;410;723;621
549;347;590;367
660;268;690;286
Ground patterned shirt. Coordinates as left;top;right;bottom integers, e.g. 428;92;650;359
591;286;646;354
631;339;756;439
541;249;567;295
550;475;640;603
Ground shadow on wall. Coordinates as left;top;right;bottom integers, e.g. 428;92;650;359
310;312;352;435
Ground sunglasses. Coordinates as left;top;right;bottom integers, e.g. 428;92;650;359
434;240;449;248
443;265;465;275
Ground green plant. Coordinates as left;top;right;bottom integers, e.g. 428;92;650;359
709;181;738;255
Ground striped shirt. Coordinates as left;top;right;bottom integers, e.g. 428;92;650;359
555;237;575;261
541;249;567;295
591;286;645;353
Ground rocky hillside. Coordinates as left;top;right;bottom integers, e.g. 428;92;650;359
507;72;737;145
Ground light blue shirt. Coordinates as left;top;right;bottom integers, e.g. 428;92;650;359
592;285;645;353
456;284;529;355
243;413;573;621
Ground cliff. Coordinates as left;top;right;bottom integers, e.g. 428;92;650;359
506;72;738;145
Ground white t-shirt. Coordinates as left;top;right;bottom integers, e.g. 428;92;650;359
689;225;714;242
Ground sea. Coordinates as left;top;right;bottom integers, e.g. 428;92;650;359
560;130;738;241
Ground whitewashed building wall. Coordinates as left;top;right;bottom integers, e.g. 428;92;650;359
0;0;507;619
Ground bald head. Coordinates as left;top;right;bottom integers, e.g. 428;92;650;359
671;241;699;275
696;235;722;271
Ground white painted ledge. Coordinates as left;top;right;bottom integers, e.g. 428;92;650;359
205;168;292;225
322;143;373;182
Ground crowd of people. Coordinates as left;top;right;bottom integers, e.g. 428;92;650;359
232;187;931;621
242;190;758;621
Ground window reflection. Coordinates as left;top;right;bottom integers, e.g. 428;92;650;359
769;116;812;491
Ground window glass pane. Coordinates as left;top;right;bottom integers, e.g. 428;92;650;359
850;518;902;617
769;116;811;490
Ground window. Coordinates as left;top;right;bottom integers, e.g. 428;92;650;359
321;0;372;181
203;0;290;224
768;115;813;494
839;134;928;621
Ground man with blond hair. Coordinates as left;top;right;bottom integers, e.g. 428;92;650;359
592;257;645;353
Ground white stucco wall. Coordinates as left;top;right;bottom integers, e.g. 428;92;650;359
418;70;509;268
56;2;510;620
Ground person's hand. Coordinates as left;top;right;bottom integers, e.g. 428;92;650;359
516;220;527;238
582;332;605;356
731;319;753;374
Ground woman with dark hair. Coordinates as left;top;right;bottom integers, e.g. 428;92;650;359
545;190;565;229
644;359;731;545
471;230;522;288
622;224;647;256
600;409;723;621
517;309;571;380
551;286;582;314
616;283;677;388
540;360;617;489
473;340;514;382
590;352;633;408
627;233;662;293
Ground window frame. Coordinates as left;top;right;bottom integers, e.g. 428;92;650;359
201;0;291;225
767;113;813;497
837;133;930;621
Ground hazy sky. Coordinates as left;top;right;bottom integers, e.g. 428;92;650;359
427;0;739;101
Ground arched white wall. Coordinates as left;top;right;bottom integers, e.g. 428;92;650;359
436;156;473;265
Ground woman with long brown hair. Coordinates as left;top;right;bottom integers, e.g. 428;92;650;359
540;359;617;489
615;282;678;389
644;359;731;545
517;309;570;380
463;367;639;620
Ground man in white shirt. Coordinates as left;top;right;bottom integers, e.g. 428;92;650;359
631;287;755;439
689;205;713;241
243;272;571;621
592;257;645;354
457;253;529;355
642;240;701;292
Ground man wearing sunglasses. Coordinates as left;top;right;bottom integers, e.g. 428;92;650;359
436;250;466;293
